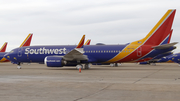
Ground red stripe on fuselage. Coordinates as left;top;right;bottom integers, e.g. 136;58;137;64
116;45;153;62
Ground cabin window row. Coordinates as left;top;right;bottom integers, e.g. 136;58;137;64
85;50;131;53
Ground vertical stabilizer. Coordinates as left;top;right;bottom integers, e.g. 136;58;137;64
19;33;33;47
76;35;85;48
0;42;7;52
85;39;91;45
136;9;176;45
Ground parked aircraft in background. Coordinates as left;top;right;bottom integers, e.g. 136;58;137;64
19;33;33;47
0;42;9;62
0;42;7;52
4;9;177;69
84;39;91;45
157;52;180;65
0;33;33;63
139;51;173;65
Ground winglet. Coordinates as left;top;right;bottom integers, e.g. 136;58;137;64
76;35;85;48
19;33;33;47
85;39;91;45
0;42;8;52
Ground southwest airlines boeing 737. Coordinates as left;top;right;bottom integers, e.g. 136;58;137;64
4;9;177;69
0;34;33;63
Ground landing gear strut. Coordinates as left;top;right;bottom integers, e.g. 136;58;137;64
110;63;119;67
17;62;21;69
150;63;156;66
84;64;90;69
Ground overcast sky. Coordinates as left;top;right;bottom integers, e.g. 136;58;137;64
0;0;180;52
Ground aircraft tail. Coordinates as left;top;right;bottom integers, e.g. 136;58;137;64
19;33;33;47
134;9;176;46
85;39;91;45
76;35;85;48
0;42;7;52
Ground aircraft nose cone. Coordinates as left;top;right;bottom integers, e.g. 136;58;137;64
4;53;11;60
4;53;10;59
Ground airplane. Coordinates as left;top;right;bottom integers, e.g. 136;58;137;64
0;33;33;63
156;52;180;65
4;9;177;69
156;53;175;63
139;51;173;65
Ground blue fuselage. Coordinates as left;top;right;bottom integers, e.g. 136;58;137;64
4;44;175;64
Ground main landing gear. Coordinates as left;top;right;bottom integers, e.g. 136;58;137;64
17;62;21;69
110;63;120;67
150;63;156;66
76;64;90;70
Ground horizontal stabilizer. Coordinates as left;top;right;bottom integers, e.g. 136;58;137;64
152;42;178;49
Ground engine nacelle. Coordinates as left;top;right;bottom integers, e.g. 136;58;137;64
44;56;66;67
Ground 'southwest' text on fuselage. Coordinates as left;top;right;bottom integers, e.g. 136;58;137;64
25;47;67;55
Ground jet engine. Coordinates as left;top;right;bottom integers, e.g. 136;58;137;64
44;56;66;67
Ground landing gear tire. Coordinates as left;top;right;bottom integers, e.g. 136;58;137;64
17;66;21;69
150;63;156;66
76;64;83;69
110;63;114;67
84;64;90;69
110;63;119;67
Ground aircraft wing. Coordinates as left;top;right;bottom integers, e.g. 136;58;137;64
63;35;88;61
63;48;88;61
152;42;178;49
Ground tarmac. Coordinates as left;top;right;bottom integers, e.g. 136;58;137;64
0;63;180;101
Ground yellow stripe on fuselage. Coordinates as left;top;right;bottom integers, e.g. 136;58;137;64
105;42;142;63
0;57;7;62
105;9;173;63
